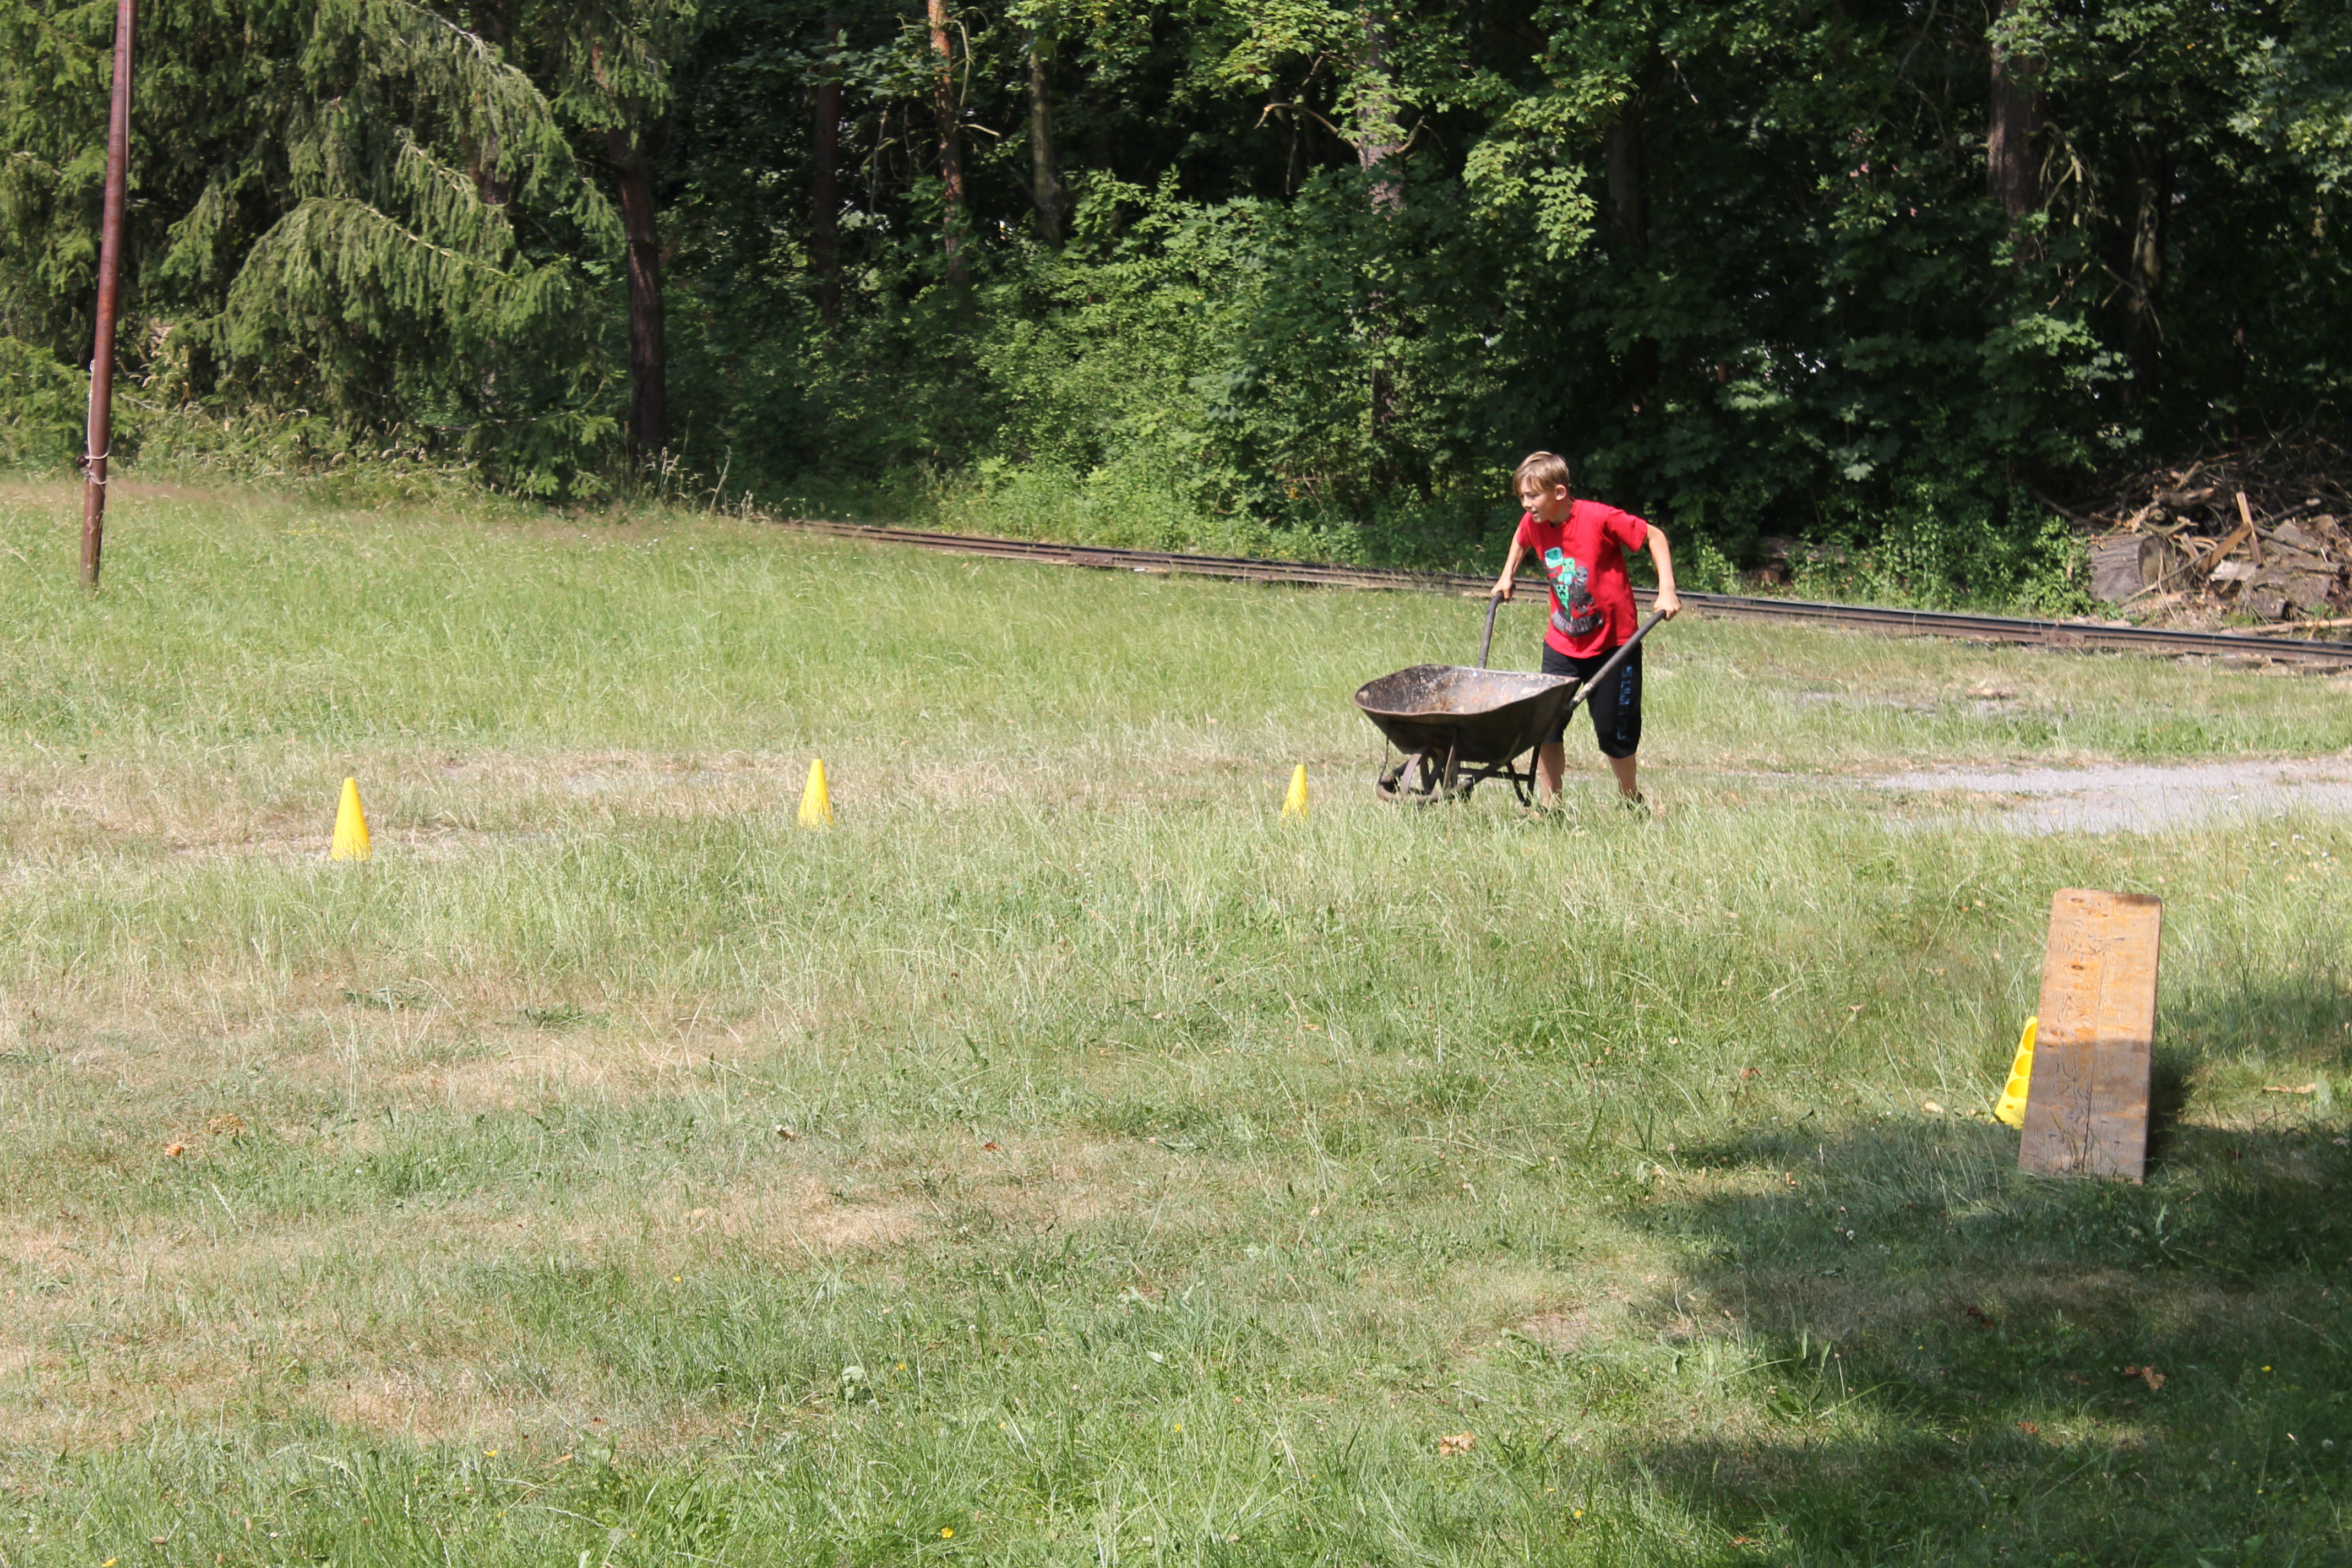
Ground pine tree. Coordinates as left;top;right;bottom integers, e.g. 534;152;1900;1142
0;0;629;492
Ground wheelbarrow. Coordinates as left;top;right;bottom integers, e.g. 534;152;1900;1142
1354;598;1666;804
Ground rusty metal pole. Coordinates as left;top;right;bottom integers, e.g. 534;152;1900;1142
81;0;136;590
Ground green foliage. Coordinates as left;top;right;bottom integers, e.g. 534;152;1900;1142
2231;0;2352;195
1;0;2348;590
0;0;656;495
0;332;83;469
651;0;2349;589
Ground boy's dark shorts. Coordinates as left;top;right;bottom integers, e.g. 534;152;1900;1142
1539;643;1642;759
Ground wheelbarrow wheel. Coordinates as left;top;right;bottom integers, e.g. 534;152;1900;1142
1375;748;1449;804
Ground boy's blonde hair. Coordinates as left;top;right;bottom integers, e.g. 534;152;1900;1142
1512;451;1571;497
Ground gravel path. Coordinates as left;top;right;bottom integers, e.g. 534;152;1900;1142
1874;756;2352;833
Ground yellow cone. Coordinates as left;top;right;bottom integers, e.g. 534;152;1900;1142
1281;764;1310;820
1992;1015;2037;1128
330;777;371;861
798;759;834;829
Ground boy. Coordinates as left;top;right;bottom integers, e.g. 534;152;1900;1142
1489;451;1680;806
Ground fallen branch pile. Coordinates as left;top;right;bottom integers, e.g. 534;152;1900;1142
2072;439;2352;630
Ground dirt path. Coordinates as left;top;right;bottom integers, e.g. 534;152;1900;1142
1874;756;2352;833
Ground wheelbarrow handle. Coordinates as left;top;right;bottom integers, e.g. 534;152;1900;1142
1477;594;1500;670
1562;609;1669;714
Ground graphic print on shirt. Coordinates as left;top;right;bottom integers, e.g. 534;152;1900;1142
1542;547;1604;639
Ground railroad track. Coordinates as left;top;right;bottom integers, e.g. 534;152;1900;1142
776;516;2352;668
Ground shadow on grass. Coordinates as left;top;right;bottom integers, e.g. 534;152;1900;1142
1629;1097;2352;1566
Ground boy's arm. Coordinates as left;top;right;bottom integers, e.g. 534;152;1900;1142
1490;535;1529;600
1646;526;1681;619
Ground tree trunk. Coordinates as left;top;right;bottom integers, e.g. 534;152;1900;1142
1355;4;1401;213
1356;2;1403;477
1027;29;1062;244
1985;0;2044;242
470;0;513;206
1603;98;1646;252
811;9;843;323
1282;98;1302;197
927;0;966;281
607;128;666;461
2123;146;2171;389
2231;314;2248;443
1603;90;1658;416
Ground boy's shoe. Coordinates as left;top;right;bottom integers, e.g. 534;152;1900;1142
1618;791;1665;821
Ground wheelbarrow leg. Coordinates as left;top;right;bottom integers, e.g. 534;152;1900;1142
1507;750;1537;807
1452;755;1522;804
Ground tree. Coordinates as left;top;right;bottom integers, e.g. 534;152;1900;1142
0;0;621;491
1024;19;1061;244
545;0;695;462
1986;0;2045;243
812;7;845;319
925;0;964;280
4;0;2348;550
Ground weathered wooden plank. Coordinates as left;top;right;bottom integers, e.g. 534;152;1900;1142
2017;889;2164;1182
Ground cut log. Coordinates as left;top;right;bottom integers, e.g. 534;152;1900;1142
2089;536;2156;602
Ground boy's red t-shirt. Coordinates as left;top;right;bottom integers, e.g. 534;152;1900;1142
1516;500;1648;658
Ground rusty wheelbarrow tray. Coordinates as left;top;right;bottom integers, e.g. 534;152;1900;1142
1354;601;1664;804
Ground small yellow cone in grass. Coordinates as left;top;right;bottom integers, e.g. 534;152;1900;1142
1281;764;1310;820
329;777;371;861
798;759;834;829
1992;1015;2037;1128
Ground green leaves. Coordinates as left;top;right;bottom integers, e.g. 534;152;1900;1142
1461;91;1609;260
0;331;85;469
2232;3;2352;195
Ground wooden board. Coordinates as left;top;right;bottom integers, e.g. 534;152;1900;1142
2017;889;2164;1182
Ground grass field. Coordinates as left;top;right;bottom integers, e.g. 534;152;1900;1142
3;479;2350;1567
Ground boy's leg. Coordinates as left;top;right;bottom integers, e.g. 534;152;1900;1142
1587;644;1643;799
1534;643;1582;804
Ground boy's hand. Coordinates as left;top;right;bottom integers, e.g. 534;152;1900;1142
1490;575;1515;602
1655;587;1682;619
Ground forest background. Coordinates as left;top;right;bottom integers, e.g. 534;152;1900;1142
1;0;2348;598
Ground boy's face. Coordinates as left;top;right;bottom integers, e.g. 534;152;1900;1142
1518;482;1573;524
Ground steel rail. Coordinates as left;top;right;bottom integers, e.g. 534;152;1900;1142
773;516;2352;668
